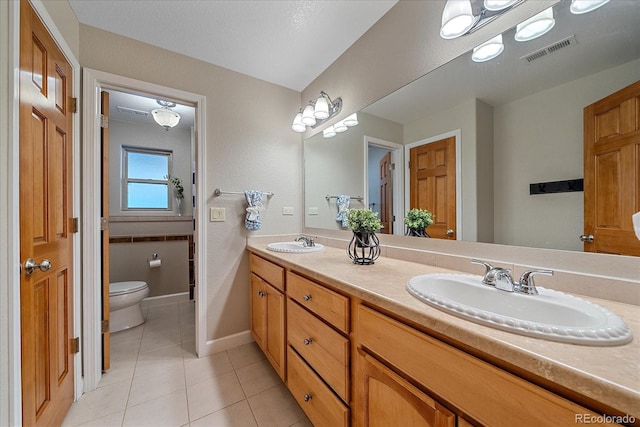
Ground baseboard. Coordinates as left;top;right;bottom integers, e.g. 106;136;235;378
200;330;254;356
142;292;189;308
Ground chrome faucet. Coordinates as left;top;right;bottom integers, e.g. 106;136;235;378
295;235;316;247
470;259;510;287
494;269;554;295
471;259;553;295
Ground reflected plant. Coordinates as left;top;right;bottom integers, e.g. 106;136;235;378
166;175;184;199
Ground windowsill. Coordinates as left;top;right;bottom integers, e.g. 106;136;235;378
109;215;193;222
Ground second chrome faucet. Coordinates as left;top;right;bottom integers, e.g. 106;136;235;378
471;259;553;295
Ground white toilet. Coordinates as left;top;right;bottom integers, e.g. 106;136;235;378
109;281;149;333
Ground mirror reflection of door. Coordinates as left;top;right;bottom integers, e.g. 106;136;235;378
584;80;640;256
368;146;392;234
409;136;456;240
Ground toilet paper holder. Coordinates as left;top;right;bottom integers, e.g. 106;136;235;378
148;253;162;269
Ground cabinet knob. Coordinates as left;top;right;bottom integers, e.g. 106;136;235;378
303;338;313;345
303;393;312;402
257;290;265;298
303;294;312;301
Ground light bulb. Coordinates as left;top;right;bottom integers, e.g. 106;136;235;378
301;104;316;126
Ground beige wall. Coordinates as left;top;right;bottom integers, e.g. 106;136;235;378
304;112;402;230
79;25;303;342
40;0;80;59
493;59;640;250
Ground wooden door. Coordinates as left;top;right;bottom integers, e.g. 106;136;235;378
409;137;456;239
19;1;75;425
354;349;456;427
584;80;640;256
101;91;111;370
379;151;393;234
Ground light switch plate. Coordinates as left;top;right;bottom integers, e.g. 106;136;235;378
210;207;225;222
308;207;319;215
282;207;294;215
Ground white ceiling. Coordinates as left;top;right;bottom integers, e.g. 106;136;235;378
68;0;397;92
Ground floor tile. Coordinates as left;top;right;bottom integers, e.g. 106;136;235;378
189;400;258;427
97;359;136;389
123;389;189;427
184;350;234;385
186;371;246;421
227;341;266;370
139;329;182;354
61;380;130;427
73;411;124;427
235;359;281;398
248;383;306;427
127;363;186;407
110;325;144;344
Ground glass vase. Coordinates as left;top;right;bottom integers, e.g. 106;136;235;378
176;197;183;216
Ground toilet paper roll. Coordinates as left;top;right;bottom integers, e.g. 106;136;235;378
148;259;162;269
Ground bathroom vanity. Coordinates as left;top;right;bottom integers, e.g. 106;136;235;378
248;240;639;426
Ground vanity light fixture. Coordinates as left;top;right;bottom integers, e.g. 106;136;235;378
472;34;504;62
343;113;359;127
569;0;609;15
439;0;524;40
322;126;337;138
291;91;342;133
151;100;181;131
514;7;555;42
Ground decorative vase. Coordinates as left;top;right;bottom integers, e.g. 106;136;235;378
176;197;183;216
347;231;381;265
405;227;430;238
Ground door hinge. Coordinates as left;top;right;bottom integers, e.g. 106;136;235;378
389;163;395;171
70;217;79;233
100;114;109;128
100;217;109;231
101;319;109;334
408;161;411;169
71;97;78;114
71;337;80;354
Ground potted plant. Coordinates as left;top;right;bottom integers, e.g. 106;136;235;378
166;175;184;215
404;208;433;237
346;208;382;265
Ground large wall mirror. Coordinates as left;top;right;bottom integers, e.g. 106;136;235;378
304;0;639;254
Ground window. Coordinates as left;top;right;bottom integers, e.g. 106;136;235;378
123;147;172;210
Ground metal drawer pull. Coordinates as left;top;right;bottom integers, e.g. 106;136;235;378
303;294;312;301
303;393;312;402
24;258;52;276
257;290;265;298
303;338;313;345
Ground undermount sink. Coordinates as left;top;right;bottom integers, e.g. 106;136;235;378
407;273;632;346
266;241;324;253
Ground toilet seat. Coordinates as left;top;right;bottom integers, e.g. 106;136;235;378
110;281;147;296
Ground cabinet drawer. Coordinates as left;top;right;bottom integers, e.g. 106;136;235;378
357;305;612;427
250;254;284;291
287;347;349;427
287;271;349;333
288;298;349;402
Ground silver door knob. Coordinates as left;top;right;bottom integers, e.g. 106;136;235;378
580;234;594;243
24;258;52;276
446;229;454;236
303;393;312;402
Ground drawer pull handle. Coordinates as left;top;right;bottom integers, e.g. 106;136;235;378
303;393;312;402
303;294;312;301
257;290;265;298
303;338;313;345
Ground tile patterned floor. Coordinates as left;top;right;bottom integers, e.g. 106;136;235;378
63;298;311;427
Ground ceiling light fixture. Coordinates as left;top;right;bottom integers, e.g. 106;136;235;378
569;0;610;15
472;34;504;62
439;0;524;40
151;100;181;131
514;7;555;42
291;91;342;133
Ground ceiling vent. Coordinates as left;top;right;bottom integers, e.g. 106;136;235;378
116;106;150;117
521;35;578;63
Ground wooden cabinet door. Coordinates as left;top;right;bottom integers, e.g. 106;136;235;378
250;274;266;350
264;283;285;381
354;349;455;427
584;80;640;256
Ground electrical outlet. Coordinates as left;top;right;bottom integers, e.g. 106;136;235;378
210;207;225;222
282;207;294;215
308;207;319;215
